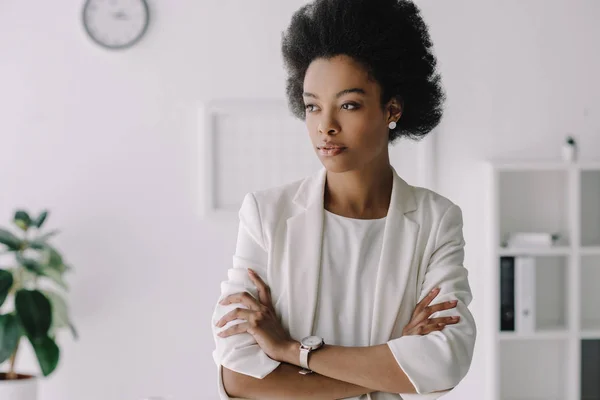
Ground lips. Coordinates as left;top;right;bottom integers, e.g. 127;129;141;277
317;146;347;156
317;145;346;150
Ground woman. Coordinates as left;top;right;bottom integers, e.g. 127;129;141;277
211;0;477;399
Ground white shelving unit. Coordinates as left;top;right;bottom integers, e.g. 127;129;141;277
486;161;600;400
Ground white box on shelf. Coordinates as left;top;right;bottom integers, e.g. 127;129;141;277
506;232;556;248
515;256;536;334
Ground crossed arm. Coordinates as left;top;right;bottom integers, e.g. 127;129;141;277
213;194;476;399
223;342;416;399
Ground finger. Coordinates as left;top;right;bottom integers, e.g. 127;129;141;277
220;292;261;311
415;287;440;313
408;293;445;328
425;300;459;316
216;307;254;328
217;322;249;338
429;315;460;325
409;321;446;336
248;269;273;308
406;309;458;334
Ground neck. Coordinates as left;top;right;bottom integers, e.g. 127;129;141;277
324;161;393;219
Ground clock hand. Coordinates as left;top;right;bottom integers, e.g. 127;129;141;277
112;11;129;20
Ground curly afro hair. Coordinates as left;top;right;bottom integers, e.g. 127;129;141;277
281;0;446;143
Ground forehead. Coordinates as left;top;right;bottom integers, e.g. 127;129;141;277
303;55;378;96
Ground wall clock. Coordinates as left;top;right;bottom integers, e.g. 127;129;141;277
82;0;150;50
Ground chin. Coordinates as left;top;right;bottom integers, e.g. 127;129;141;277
318;159;356;174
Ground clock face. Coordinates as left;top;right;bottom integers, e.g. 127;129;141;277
82;0;150;50
302;336;323;347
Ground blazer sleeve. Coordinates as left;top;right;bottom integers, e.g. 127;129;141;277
211;193;281;382
387;204;477;395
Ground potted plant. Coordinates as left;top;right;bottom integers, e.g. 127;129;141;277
562;135;578;162
0;210;77;400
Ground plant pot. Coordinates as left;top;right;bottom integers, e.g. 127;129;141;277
0;373;38;400
561;143;577;162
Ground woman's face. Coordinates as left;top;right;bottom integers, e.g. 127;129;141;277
302;54;398;174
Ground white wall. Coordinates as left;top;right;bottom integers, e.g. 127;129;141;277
0;1;598;399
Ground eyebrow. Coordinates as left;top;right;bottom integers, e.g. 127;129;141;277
302;88;366;99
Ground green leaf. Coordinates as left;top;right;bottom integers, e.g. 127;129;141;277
0;314;21;364
0;228;22;250
27;243;69;274
42;290;78;340
13;211;32;231
33;211;49;229
40;267;68;290
33;229;60;243
47;247;63;268
16;253;44;274
0;270;13;307
29;240;46;250
29;335;59;376
15;290;52;340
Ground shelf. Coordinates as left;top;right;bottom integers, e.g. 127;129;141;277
581;255;600;331
581;170;600;247
490;160;600;171
501;398;563;400
498;170;570;248
581;330;600;340
491;160;572;171
489;161;600;400
498;246;571;256
581;247;600;255
498;255;568;335
581;339;600;400
499;330;570;341
500;340;568;400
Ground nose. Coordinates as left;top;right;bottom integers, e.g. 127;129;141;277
317;113;340;136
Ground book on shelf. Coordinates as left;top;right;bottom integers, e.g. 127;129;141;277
500;255;536;334
503;232;559;248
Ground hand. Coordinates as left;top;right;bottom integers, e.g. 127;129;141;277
215;269;294;362
402;287;460;336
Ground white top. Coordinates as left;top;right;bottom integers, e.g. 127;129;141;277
213;167;476;400
313;210;389;400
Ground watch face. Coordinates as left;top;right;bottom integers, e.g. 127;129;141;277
82;0;150;50
302;336;323;348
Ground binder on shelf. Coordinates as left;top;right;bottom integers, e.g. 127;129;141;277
500;256;515;331
515;256;536;333
499;255;536;333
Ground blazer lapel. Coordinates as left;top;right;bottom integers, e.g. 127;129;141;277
284;168;327;340
369;167;419;345
283;166;419;345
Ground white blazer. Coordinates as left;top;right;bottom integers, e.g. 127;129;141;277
212;166;477;400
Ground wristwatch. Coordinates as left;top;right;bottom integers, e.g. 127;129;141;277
298;335;324;375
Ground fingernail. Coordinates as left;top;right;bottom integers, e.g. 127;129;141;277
452;300;458;304
248;269;255;275
431;288;439;293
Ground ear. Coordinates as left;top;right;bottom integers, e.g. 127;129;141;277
386;97;403;123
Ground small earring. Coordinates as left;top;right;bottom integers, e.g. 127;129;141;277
388;121;397;130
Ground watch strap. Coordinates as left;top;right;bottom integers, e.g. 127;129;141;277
299;346;311;370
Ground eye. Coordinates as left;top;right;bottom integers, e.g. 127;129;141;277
305;104;320;113
342;102;360;110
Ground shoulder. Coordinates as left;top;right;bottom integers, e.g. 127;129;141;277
409;185;463;226
239;175;308;221
250;176;306;207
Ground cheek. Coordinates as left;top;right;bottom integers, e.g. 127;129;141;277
305;116;320;142
346;116;387;149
